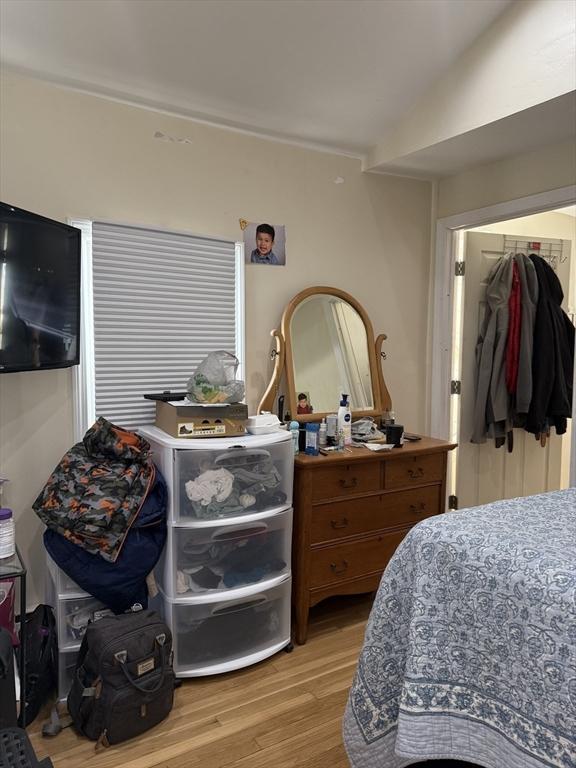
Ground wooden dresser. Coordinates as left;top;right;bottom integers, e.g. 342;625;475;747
292;435;456;643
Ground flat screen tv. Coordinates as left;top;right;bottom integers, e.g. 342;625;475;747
0;202;81;373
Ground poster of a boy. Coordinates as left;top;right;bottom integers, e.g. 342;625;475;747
242;221;286;265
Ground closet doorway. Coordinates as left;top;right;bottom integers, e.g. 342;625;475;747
430;185;576;510
453;217;574;509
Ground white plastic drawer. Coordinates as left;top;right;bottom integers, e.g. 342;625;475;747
45;568;111;650
46;555;88;598
174;441;293;522
159;578;291;675
58;648;79;701
157;508;292;598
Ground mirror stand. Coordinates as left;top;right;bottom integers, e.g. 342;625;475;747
375;334;392;413
258;329;285;415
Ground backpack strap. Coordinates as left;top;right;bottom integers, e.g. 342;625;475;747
114;633;169;694
41;703;73;737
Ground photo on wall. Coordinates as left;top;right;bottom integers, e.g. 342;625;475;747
240;220;286;266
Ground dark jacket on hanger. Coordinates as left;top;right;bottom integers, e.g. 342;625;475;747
525;254;575;436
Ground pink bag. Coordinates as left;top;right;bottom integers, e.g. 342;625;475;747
0;580;18;645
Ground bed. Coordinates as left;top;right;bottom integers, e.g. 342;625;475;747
343;488;576;768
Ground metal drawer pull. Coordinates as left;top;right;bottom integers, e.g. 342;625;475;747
330;560;349;574
408;467;424;479
409;503;427;514
339;477;358;489
331;517;349;529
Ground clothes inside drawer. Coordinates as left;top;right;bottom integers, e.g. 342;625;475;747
157;509;292;597
45;565;112;650
174;442;293;521
163;579;291;672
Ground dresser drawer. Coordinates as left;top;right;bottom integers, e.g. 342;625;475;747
311;485;441;543
310;530;407;588
311;462;380;501
385;453;444;489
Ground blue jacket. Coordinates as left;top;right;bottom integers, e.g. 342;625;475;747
44;467;167;613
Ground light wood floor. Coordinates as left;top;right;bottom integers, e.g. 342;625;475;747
27;594;374;768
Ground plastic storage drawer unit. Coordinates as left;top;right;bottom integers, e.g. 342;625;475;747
157;578;291;676
157;507;292;598
46;555;87;598
57;648;79;701
45;562;109;651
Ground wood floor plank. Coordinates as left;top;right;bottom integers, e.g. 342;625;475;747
225;718;345;768
254;688;349;749
27;594;373;768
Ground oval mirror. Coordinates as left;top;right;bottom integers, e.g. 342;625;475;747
258;286;390;422
290;294;374;414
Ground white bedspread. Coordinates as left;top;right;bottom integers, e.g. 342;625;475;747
343;489;576;768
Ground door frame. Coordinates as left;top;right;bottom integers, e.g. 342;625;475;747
430;184;576;486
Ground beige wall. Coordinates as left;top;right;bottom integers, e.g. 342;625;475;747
437;139;576;218
0;72;432;605
368;0;576;169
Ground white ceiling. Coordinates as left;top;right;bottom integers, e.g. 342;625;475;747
0;0;513;157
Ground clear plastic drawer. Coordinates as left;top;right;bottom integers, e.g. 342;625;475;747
45;568;112;650
174;439;293;522
58;648;79;701
157;508;292;597
159;578;291;675
46;554;88;598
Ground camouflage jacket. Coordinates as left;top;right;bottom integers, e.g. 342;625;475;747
33;417;155;562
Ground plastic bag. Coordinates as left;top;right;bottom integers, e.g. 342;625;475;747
186;351;245;404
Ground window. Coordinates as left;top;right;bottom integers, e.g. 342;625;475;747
72;220;244;437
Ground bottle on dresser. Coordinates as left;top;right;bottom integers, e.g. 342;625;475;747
337;394;352;446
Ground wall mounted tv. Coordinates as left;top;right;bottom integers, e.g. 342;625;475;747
0;202;81;373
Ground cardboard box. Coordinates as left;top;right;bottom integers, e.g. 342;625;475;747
156;400;248;439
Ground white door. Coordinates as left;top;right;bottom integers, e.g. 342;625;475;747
454;231;571;509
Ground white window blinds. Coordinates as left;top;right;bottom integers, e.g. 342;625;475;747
90;222;240;429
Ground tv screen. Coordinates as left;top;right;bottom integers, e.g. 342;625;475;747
0;203;81;373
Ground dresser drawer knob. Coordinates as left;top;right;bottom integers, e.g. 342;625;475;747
339;477;358;489
409;502;427;514
330;560;349;575
331;517;349;529
408;467;424;480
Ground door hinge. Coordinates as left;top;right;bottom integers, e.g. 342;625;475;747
448;495;458;510
450;380;461;395
455;262;465;276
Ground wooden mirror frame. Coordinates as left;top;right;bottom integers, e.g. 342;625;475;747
258;286;392;422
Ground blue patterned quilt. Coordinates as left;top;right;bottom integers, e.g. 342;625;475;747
343;489;576;768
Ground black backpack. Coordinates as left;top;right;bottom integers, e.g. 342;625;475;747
67;609;175;747
21;605;58;725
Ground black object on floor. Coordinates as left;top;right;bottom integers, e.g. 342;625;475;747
0;728;54;768
0;629;17;728
412;762;483;767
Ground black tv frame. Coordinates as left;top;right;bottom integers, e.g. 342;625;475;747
0;202;82;374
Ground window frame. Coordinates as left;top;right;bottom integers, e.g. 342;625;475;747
70;218;245;440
